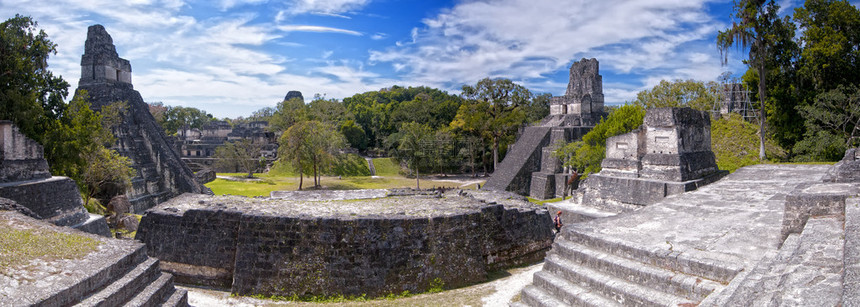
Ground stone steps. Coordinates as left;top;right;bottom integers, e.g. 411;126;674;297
520;284;570;307
123;272;180;307
39;244;148;306
75;257;160;307
562;228;741;283
531;270;622;306
544;254;695;306
163;288;189;307
552;239;721;301
517;226;739;306
50;242;187;307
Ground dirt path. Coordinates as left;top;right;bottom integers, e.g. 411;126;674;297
182;262;541;307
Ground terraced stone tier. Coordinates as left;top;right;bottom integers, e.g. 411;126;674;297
516;164;834;306
136;189;554;298
0;211;186;306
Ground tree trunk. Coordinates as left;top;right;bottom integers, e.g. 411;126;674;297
758;61;767;161
492;136;499;172
298;169;303;191
313;157;319;188
415;161;420;189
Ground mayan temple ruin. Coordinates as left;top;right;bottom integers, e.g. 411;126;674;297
73;25;209;213
483;58;606;199
514;107;860;306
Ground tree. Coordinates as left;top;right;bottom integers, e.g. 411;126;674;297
632;79;719;111
81;147;135;209
794;0;860;92
0;15;69;144
395;122;433;189
718;0;786;161
280;123;310;190
249;106;276;121
278;121;345;189
553;105;646;176
270;97;308;132
793;85;860;161
449;98;492;175
525;93;552;124
214;139;263;178
156;105;214;136
340;120;368;151
43;91;134;207
461;78;531;170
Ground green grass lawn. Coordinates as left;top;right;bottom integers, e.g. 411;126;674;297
208;172;473;197
371;158;401;176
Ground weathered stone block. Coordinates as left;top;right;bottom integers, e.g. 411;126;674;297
135;191;553;298
781;182;860;242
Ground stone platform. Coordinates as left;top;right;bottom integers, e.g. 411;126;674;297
135;190;554;298
0;210;187;306
515;164;859;306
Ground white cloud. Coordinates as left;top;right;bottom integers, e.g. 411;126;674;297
370;32;387;40
284;0;370;15
277;24;362;35
218;0;267;11
370;0;736;103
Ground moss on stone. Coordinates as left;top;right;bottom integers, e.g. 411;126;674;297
0;226;99;269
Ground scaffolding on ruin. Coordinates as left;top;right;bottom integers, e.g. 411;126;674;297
711;82;760;123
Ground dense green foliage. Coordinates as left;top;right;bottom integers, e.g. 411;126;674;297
391;122;433;188
722;0;860;161
214;139;263;178
278;120;346;189
148;103;214;136
343;86;463;149
0;15;68;143
793;85;860;161
554;105;646;176
632;80;719;111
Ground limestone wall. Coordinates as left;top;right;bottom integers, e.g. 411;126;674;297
136;194;552;298
0;121;51;182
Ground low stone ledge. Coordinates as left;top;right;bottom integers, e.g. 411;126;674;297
136;191;553;298
844;197;860;306
781;182;860;243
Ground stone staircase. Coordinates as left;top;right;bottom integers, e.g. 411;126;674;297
1;211;187;307
53;244;187;307
483;127;552;195
710;216;844;306
514;227;738;307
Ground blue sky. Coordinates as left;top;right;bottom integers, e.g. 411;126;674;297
2;0;845;118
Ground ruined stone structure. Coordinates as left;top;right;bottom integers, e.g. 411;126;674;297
515;162;860;306
0;210;188;306
822;147;860;183
74;25;209;213
284;90;304;101
514;139;860;306
178;120;278;172
0;121;109;237
135;190;553;298
483;58;605;198
576;107;728;213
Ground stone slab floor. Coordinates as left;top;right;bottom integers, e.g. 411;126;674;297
576;164;832;271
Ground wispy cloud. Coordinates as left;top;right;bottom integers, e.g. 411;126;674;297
284;0;371;15
370;32;387;40
370;0;738;102
277;24;362;35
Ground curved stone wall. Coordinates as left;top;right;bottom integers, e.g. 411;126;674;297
135;190;553;298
